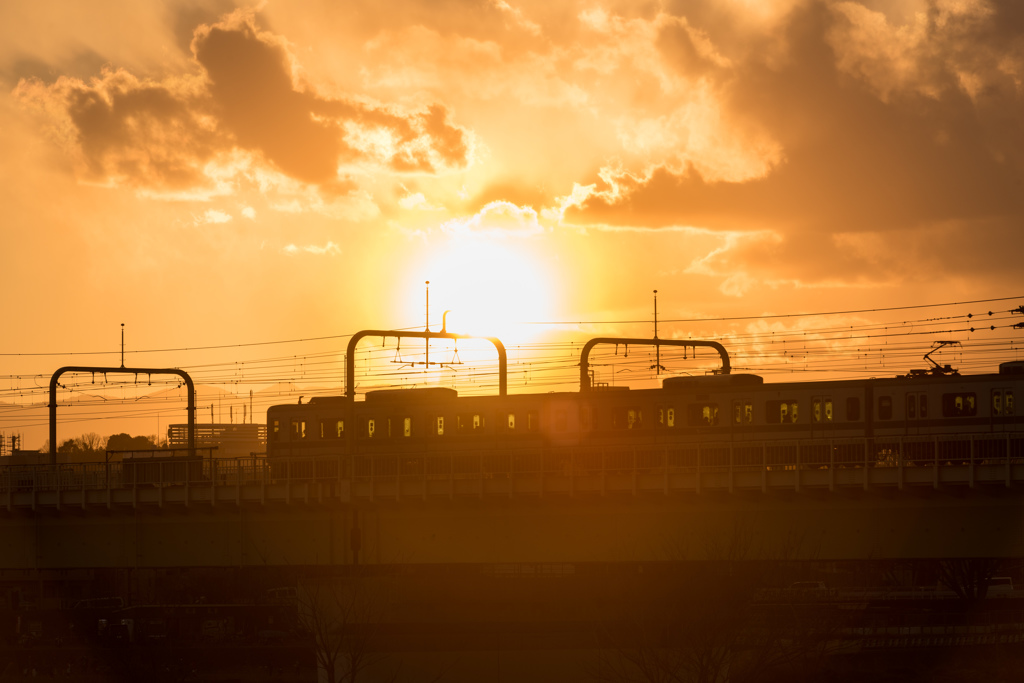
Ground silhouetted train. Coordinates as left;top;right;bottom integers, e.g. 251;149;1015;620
266;333;1024;462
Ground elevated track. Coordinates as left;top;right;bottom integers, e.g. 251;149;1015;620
0;433;1021;569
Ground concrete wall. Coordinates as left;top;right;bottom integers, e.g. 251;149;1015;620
0;487;1022;569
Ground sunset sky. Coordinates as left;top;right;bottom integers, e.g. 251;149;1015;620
2;0;1023;447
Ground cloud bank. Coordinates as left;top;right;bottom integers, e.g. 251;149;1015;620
14;11;473;200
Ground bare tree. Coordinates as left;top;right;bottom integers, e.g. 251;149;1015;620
937;558;1000;601
595;524;847;683
298;571;392;683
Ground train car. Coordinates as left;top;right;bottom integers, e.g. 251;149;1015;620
266;336;1023;462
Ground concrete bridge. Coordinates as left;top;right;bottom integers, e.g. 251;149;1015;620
1;434;1022;568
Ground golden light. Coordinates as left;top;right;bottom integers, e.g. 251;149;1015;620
405;234;557;344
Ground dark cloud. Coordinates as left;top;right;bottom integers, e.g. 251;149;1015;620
655;18;722;78
558;1;1024;289
571;2;1024;235
192;19;345;183
16;11;473;193
171;0;235;56
57;71;220;189
6;49;108;85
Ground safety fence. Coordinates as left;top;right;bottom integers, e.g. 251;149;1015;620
0;433;1022;506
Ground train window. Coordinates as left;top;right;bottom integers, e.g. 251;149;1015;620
1007;391;1015;415
291;420;306;439
436;416;445;436
527;411;539;430
766;400;798;424
367;419;376;438
688;403;719;426
812;397;832;423
626;408;643;429
403;417;412;437
320;419;344;439
473;414;485;431
920;395;928;418
657;407;676;428
993;390;1002;416
554;411;567;432
942;392;977;417
272;420;281;441
846;397;861;421
732;402;753;425
906;394;917;419
507;413;516;430
878;396;893;420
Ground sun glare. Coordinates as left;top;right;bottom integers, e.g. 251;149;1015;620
405;236;556;344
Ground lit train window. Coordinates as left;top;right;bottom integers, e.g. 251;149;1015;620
367;419;376;438
507;413;515;430
437;416;445;436
319;419;344;438
812;397;833;423
732;402;752;424
942;392;977;417
403;417;412;437
473;414;484;430
767;400;798;424
627;409;641;429
272;420;281;441
688;403;719;426
668;407;676;427
291;420;306;439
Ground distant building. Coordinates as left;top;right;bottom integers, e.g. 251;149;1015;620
166;423;266;459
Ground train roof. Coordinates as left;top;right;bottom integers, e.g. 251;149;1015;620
365;387;459;403
1001;361;1024;375
661;374;764;391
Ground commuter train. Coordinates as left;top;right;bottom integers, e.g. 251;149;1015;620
266;333;1024;460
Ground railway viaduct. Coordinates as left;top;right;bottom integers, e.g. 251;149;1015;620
2;448;1023;569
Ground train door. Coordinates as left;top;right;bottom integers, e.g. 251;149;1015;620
991;387;1016;433
546;398;578;447
905;392;927;437
810;395;833;438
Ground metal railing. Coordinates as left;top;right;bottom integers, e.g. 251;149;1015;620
1;433;1022;508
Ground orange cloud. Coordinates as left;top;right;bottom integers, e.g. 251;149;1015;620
558;2;1024;288
14;10;474;199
